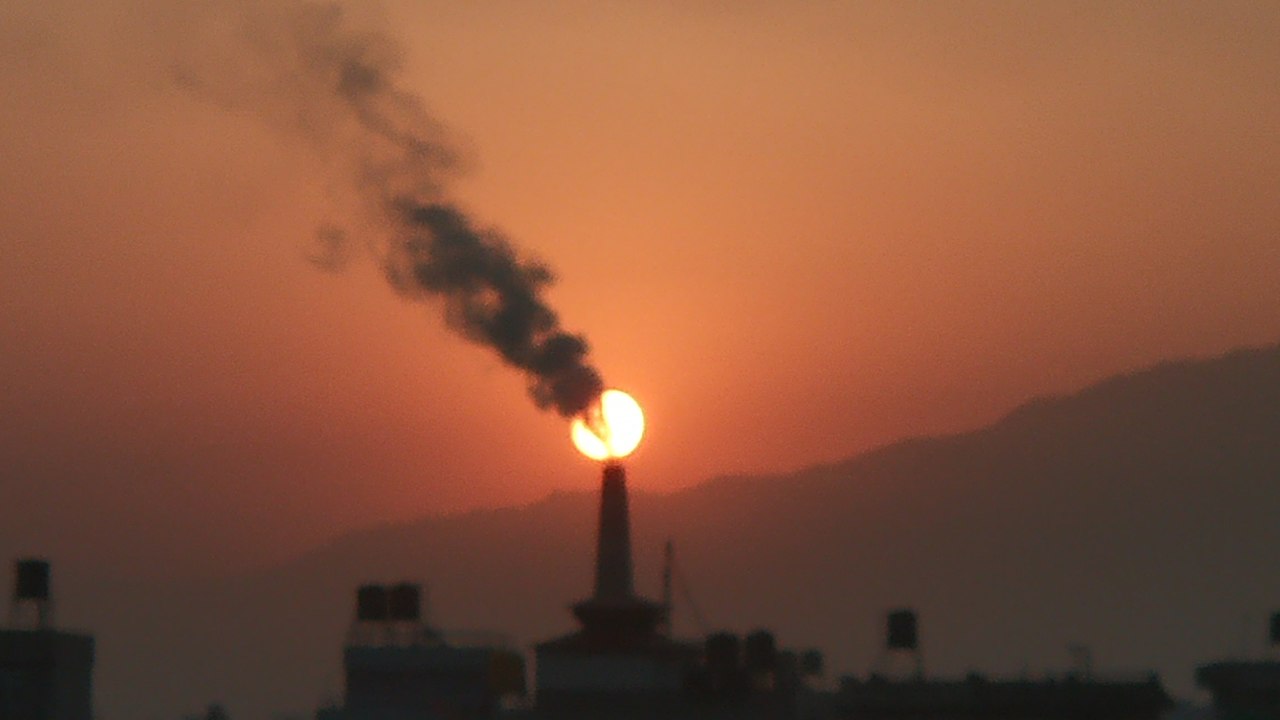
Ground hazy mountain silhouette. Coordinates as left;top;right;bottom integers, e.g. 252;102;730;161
70;343;1280;719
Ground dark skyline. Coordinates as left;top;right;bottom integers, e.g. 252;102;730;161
2;2;1280;716
32;341;1280;719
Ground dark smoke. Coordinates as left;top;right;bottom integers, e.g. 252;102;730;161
178;1;603;417
386;203;603;417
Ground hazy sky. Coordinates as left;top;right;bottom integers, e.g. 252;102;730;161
3;0;1279;577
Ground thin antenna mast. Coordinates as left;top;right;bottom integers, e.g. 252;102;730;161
670;545;709;635
660;540;674;636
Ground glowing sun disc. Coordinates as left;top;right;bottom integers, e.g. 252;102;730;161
571;389;645;460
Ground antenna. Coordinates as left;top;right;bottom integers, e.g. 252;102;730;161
1240;612;1251;659
670;543;708;635
660;540;673;636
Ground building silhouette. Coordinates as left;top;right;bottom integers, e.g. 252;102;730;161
303;461;1181;720
1196;612;1280;719
834;610;1169;720
0;559;94;720
316;581;524;720
530;461;818;719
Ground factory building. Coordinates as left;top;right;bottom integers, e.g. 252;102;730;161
532;462;821;719
0;559;95;720
312;460;820;720
316;582;524;720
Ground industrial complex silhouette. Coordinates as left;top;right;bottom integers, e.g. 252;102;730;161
4;460;1274;719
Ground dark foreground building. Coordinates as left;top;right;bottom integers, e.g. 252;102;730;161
1195;612;1280;720
1197;662;1280;720
833;610;1169;720
531;461;821;720
0;559;95;720
835;674;1170;720
311;463;1176;720
316;582;524;720
315;462;821;720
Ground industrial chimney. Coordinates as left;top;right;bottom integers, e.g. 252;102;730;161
535;461;689;708
566;462;668;643
592;462;635;602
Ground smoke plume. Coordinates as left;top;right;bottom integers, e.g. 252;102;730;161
178;1;603;417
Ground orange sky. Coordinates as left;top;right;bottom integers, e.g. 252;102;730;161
3;0;1279;576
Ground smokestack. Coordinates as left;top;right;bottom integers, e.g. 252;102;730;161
592;462;634;602
564;463;665;649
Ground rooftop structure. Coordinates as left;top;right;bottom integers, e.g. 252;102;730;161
1195;611;1280;719
835;611;1169;720
836;674;1170;720
534;462;699;714
317;582;524;720
0;559;95;720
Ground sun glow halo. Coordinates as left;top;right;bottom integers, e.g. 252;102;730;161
571;389;645;460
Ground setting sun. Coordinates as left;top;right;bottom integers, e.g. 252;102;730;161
571;389;645;460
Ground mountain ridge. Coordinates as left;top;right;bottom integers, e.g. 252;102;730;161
264;341;1280;574
71;341;1280;719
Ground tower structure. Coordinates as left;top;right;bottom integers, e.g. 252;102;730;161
534;462;695;712
568;462;667;647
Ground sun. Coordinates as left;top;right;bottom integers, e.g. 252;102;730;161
570;389;645;460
